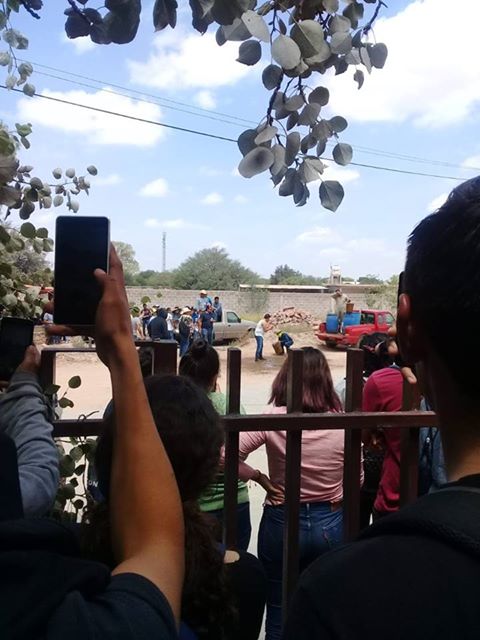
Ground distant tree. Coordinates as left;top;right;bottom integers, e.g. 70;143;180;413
113;241;140;279
270;264;302;284
172;247;260;290
358;274;383;285
134;270;173;288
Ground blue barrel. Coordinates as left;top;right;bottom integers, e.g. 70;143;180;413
343;311;361;327
326;313;339;333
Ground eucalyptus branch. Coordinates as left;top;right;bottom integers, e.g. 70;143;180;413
363;0;387;35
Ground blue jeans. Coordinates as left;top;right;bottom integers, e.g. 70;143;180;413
208;501;252;551
258;502;343;640
179;336;190;357
255;335;263;359
202;328;213;345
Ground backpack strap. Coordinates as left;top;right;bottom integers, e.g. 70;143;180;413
359;486;480;559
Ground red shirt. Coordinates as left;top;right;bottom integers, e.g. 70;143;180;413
362;367;403;514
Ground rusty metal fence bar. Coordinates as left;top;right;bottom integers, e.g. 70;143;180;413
42;344;439;611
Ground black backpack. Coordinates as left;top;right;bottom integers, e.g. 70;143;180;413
360;485;480;558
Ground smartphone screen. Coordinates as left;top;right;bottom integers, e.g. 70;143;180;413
54;216;110;326
0;317;34;381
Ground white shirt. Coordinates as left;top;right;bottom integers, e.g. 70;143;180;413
166;313;173;332
255;319;266;337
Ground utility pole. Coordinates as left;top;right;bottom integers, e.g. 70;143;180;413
162;231;166;272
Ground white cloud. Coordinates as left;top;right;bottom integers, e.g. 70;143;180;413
234;194;249;204
462;156;480;170
17;88;165;146
322;164;360;184
346;238;387;253
201;192;223;205
62;32;96;54
94;173;122;187
328;0;480;127
427;193;448;213
199;166;223;177
211;241;227;250
295;226;341;245
128;31;251;90
139;178;169;198
195;90;217;109
145;218;209;230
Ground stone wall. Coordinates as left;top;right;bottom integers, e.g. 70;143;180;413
126;287;373;319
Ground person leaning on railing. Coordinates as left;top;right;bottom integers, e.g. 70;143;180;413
235;346;362;640
0;245;185;639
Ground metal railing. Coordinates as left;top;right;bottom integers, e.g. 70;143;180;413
42;342;438;615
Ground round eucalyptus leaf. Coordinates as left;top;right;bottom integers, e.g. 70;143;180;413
86;165;98;176
330;31;352;55
20;222;36;239
329;15;351;34
255;125;278;145
241;10;269;43
332;142;353;166
68;375;82;389
323;0;339;13
298;102;321;126
291;20;325;58
53;195;64;207
285;94;305;112
36;227;49;239
369;43;388;69
237;129;258;156
320;180;345;212
271;35;302;70
238;147;274;178
270;144;287;176
262;64;283;90
309;86;330;106
65;168;75;179
237;40;262;66
285;132;301;166
328;116;348;133
223;17;250;41
353;69;365;89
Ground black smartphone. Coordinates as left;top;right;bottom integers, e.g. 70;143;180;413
54;216;110;326
0;317;34;381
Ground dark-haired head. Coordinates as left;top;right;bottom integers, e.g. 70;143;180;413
357;333;393;378
269;347;341;412
179;339;220;392
401;176;480;402
92;375;230;638
96;375;222;502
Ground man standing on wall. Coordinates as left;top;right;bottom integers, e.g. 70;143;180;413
330;289;349;331
213;296;223;321
196;290;212;312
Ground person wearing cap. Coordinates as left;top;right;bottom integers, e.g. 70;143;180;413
178;307;193;357
196;290;212;312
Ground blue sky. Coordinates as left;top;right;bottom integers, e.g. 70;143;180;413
2;0;480;279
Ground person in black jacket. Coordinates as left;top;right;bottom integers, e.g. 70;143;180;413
148;308;170;341
284;176;480;640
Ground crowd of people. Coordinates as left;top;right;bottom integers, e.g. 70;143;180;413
1;178;480;639
130;291;223;350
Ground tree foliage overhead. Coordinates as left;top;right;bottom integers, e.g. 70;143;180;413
63;0;388;211
171;247;260;290
357;273;382;284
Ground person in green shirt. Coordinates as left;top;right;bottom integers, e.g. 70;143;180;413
179;340;256;550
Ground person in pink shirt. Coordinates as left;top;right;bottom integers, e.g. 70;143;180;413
238;347;346;640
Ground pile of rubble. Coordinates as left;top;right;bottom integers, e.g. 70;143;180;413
271;307;316;326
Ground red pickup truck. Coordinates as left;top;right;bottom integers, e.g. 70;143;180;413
316;309;395;348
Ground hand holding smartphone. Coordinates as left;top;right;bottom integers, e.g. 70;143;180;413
54;216;110;326
0;317;34;381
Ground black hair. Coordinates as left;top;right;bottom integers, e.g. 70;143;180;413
137;346;153;378
405;176;480;398
86;375;232;638
357;333;393;378
179;339;220;392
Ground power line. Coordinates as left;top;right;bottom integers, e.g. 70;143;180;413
1;85;469;181
18;58;480;173
18;58;255;127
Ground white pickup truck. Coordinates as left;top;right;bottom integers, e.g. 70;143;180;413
212;310;256;343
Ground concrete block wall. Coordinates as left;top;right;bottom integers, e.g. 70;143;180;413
126;288;372;320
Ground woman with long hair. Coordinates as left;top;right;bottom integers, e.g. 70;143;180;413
86;375;266;640
180;339;268;551
238;347;350;640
